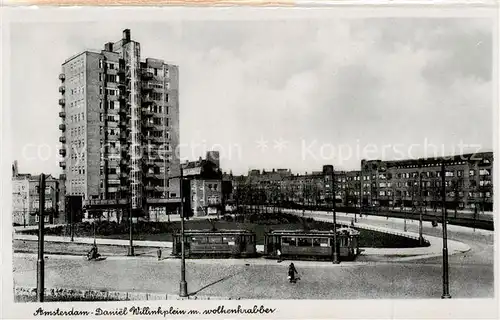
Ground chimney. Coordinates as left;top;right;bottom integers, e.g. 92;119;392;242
12;160;18;177
123;29;131;42
206;151;220;169
323;165;334;175
104;42;114;52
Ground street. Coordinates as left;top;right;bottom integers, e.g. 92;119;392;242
12;214;493;300
12;213;494;299
13;252;493;299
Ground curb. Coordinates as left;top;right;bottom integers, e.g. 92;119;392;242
14;286;240;301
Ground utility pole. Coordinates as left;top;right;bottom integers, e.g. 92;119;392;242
22;194;27;228
441;162;451;299
70;197;74;242
419;171;424;246
179;168;188;297
93;211;97;246
220;171;225;218
128;195;134;256
331;168;339;264
355;174;360;223
37;174;46;302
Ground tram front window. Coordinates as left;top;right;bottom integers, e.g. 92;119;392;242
339;237;348;247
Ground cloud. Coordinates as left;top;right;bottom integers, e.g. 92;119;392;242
9;18;494;175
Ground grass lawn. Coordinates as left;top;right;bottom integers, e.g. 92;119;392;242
26;213;424;248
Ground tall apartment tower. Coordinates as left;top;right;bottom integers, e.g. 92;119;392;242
58;29;180;220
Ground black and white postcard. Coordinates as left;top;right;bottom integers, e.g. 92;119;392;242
1;4;498;319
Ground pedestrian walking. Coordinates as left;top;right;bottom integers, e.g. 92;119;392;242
288;263;299;283
277;248;282;263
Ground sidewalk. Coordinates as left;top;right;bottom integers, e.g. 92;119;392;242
291;208;494;236
13;224;66;233
14;234;172;248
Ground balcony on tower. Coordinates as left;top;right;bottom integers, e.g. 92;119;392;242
117;66;125;76
142;107;154;117
142;83;154;94
141;71;154;80
144;159;157;167
59;111;66;118
59;73;66;82
118;107;128;116
59;98;66;106
142;120;154;129
119;132;128;141
119;120;129;128
59;124;66;131
59;85;65;94
59;161;66;168
59;136;66;143
142;96;154;105
59;148;66;156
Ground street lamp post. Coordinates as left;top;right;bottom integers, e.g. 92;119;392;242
404;209;407;232
127;192;135;256
354;174;358;223
70;198;74;242
93;211;97;246
419;172;424;245
37;174;46;302
331;169;339;264
127;201;134;256
179;168;188;297
441;162;451;299
359;173;363;221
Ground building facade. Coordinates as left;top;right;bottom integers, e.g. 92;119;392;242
12;162;62;226
58;29;180;221
229;152;493;213
182;152;225;217
360;152;493;212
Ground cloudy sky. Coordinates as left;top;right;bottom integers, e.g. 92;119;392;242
9;17;494;176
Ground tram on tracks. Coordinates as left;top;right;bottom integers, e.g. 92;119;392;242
264;228;360;261
171;229;257;258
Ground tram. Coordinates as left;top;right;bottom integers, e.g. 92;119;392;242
171;229;257;258
264;228;360;261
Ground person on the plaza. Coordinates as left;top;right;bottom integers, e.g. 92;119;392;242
277;248;282;263
288;263;298;283
87;243;100;260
